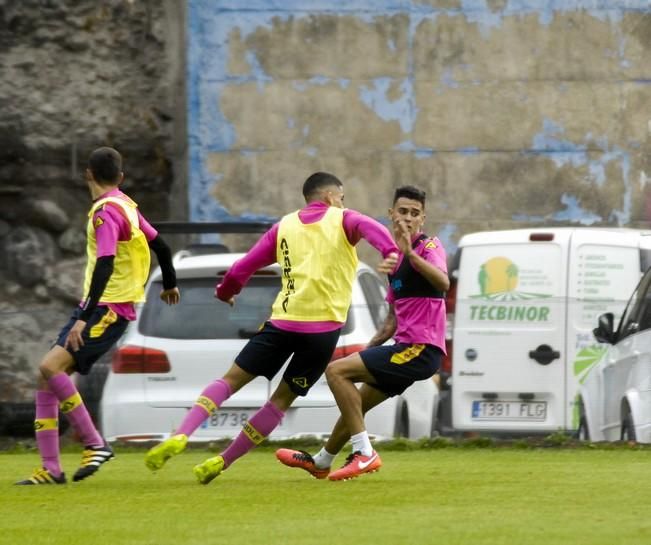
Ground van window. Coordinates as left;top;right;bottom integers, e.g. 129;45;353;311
358;272;388;329
140;277;280;339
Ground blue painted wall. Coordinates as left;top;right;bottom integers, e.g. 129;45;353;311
187;0;651;253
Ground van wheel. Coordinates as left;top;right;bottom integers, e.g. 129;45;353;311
395;403;409;438
621;404;637;441
576;398;590;441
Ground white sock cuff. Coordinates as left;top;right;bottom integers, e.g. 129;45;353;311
350;431;373;456
313;447;336;469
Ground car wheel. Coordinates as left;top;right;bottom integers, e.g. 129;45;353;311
621;403;637;441
576;398;590;441
429;403;440;438
75;356;111;428
395;403;409;438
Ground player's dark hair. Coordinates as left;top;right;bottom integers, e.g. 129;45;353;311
88;147;122;185
302;172;343;200
393;185;426;208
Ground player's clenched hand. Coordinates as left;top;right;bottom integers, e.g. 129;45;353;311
160;287;180;305
64;320;87;352
377;252;399;274
214;285;235;307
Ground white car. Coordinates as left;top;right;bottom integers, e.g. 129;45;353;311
578;266;651;442
100;248;439;442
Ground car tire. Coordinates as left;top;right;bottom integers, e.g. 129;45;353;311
395;402;409;438
0;404;10;435
75;356;111;428
621;403;637;441
429;404;440;438
576;398;590;441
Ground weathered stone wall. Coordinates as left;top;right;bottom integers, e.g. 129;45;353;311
188;1;651;259
0;0;185;404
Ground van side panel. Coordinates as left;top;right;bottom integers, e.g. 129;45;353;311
566;233;641;431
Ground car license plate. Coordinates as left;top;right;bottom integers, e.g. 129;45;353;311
471;400;547;421
201;410;255;429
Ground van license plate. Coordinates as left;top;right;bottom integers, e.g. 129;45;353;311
202;410;254;429
471;401;547;421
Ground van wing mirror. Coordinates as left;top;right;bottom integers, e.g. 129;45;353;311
593;312;615;344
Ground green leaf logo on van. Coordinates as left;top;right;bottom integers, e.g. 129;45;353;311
573;345;608;383
472;257;552;301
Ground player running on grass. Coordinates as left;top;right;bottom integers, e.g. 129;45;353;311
276;185;448;480
144;172;399;484
16;147;180;485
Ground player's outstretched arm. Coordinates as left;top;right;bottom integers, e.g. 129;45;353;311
215;225;279;307
148;235;180;305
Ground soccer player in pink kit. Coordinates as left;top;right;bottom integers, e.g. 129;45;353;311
145;172;399;484
16;147;180;485
277;185;449;480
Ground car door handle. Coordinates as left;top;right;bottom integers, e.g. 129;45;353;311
529;344;561;365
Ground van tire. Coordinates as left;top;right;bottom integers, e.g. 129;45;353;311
576;398;590;441
621;403;637;441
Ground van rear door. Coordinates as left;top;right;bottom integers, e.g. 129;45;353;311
452;230;570;432
566;230;642;430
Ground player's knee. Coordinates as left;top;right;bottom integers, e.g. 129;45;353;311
325;363;337;384
325;362;345;385
35;368;49;389
38;361;55;381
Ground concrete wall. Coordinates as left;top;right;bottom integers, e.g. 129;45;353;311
188;0;651;254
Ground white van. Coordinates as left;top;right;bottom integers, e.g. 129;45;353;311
442;227;651;435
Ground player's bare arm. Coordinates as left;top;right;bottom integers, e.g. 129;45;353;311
366;305;397;347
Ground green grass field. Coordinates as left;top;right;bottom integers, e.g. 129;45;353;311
1;444;650;545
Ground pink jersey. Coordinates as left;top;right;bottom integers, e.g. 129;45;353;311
83;188;157;320
387;235;448;352
216;201;399;333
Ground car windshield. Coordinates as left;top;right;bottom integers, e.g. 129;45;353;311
139;277;281;339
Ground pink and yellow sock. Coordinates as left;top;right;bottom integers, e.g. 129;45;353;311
176;379;232;437
47;373;103;448
35;390;62;477
221;401;284;468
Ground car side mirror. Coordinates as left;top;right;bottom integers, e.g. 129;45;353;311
593;312;615;344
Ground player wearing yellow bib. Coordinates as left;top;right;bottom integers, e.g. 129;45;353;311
145;172;399;484
16;147;180;485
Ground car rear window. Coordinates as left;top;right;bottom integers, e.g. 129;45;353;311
139;277;281;339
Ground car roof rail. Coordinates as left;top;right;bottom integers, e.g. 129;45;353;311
152;221;277;234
